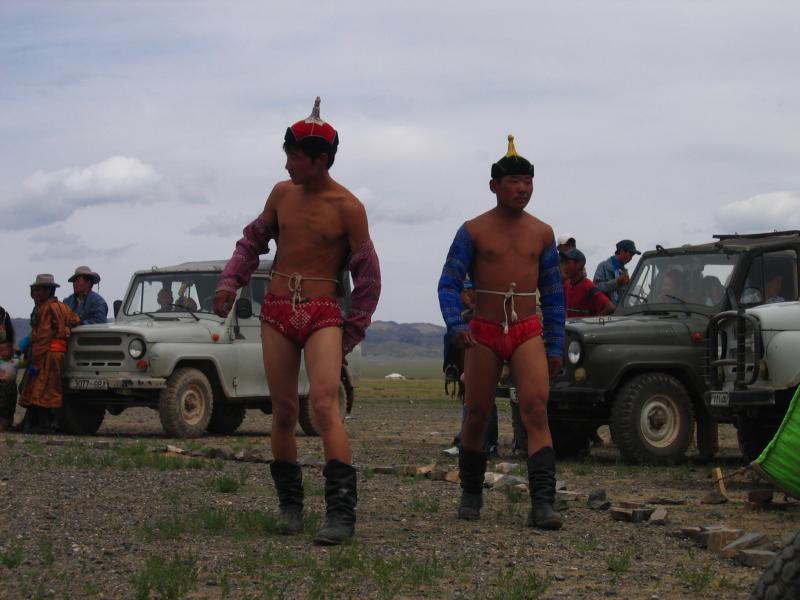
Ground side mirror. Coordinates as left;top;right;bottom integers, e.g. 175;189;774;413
235;298;253;319
113;300;122;318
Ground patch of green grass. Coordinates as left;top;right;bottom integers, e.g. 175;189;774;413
571;533;600;553
0;542;23;568
491;568;550;600
303;479;325;497
37;537;55;566
406;551;444;585
676;561;716;592
139;515;193;541
131;554;198;600
606;547;636;575
408;495;441;513
210;474;241;493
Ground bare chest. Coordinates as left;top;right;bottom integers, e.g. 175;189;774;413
277;201;345;246
475;233;540;264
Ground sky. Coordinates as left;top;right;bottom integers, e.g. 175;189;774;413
2;1;799;324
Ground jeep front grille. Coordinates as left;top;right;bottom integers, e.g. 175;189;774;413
74;351;126;367
76;336;122;346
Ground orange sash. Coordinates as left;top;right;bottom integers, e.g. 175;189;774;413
48;339;67;353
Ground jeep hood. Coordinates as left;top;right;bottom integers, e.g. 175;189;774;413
72;318;227;344
567;313;708;345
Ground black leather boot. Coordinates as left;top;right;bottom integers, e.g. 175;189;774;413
526;447;563;530
314;460;357;546
458;448;486;520
269;461;304;534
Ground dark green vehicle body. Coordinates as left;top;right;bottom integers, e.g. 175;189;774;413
547;231;800;463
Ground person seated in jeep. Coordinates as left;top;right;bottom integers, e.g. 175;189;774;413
156;288;174;312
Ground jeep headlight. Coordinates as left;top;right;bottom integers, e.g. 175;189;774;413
567;339;582;365
128;339;146;359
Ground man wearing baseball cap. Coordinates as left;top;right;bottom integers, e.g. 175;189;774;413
562;248;614;319
593;239;641;305
64;266;108;324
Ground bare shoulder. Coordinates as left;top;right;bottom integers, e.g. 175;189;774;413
523;213;555;245
334;182;367;219
266;180;294;208
464;210;495;235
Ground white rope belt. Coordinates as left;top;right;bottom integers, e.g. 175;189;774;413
474;282;538;334
269;270;340;311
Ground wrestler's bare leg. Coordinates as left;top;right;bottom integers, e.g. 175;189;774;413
303;326;350;463
461;343;503;453
261;323;302;462
509;335;552;455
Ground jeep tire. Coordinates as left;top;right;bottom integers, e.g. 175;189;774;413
207;402;247;435
55;396;105;435
159;368;214;438
749;529;800;600
298;382;347;437
611;373;693;464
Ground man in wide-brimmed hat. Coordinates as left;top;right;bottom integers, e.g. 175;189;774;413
19;274;80;433
63;266;108;324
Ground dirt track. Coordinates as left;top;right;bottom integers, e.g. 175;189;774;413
0;380;796;599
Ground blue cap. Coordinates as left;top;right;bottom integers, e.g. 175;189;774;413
562;248;586;265
616;239;641;255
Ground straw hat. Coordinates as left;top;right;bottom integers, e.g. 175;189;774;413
30;274;60;288
68;265;101;284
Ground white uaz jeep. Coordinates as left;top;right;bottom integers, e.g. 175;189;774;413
60;260;359;438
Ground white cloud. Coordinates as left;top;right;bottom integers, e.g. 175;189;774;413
28;226;133;261
714;191;800;233
2;156;162;230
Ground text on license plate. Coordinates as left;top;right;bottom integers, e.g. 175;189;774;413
709;391;729;407
71;378;108;391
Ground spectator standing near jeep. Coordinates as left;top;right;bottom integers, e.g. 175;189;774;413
214;98;380;546
593;239;641;305
438;134;565;530
19;274;80;433
63;266;108;325
562;248;614;319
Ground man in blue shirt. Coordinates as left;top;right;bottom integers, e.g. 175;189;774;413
593;239;641;305
63;266;108;324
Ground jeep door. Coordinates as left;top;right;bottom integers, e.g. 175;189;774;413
230;277;269;398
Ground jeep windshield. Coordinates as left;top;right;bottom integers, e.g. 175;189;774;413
620;253;738;313
124;273;221;317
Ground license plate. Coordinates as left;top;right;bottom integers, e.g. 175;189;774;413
70;378;108;391
709;391;729;407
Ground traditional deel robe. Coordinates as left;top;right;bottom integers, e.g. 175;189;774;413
19;298;80;409
437;224;565;359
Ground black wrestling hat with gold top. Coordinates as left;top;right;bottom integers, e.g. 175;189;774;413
491;134;534;180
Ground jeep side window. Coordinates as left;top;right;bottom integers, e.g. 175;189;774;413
741;250;799;305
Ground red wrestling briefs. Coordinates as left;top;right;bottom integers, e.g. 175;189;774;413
468;315;543;361
260;293;343;347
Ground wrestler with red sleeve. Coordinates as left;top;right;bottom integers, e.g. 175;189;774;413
214;98;381;545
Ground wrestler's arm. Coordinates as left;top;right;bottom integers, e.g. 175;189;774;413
213;185;282;317
538;236;566;377
341;198;381;355
437;224;476;347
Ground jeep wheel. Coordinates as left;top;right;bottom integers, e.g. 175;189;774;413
736;416;780;462
207;402;247;435
298;382;347;437
611;373;693;464
158;368;214;438
749;529;800;600
55;397;105;435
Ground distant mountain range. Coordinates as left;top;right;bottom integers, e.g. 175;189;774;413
362;320;445;359
9;317;443;360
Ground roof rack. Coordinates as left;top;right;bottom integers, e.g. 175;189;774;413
713;230;800;241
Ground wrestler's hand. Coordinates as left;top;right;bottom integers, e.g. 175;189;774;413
547;355;563;379
213;290;236;318
454;330;477;349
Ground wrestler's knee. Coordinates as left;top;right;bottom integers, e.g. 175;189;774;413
518;393;548;425
271;399;299;432
310;392;342;434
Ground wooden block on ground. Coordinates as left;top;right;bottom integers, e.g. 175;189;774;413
415;463;435;476
747;489;774;504
618;500;649;509
705;529;744;552
719;533;768;558
647;496;687;505
444;470;460;484
700;490;729;504
737;549;777;568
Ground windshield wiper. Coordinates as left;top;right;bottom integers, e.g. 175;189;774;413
164;303;200;321
665;294;687;304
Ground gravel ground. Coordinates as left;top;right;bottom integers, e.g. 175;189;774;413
0;381;796;599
